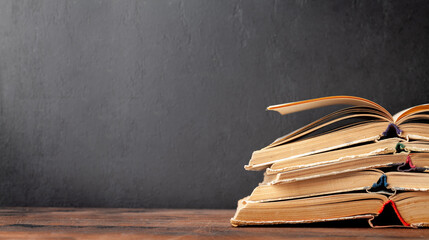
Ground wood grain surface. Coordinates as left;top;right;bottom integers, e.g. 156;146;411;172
0;208;427;239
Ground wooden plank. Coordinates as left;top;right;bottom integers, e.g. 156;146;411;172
0;208;427;239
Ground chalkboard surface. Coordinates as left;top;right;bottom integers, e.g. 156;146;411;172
0;0;428;208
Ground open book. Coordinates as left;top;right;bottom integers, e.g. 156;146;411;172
231;192;429;228
250;169;429;202
246;96;429;170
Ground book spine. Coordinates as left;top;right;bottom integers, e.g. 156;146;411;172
371;174;388;189
397;155;427;172
382;123;402;137
377;200;410;227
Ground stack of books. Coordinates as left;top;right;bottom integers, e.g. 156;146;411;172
231;96;429;228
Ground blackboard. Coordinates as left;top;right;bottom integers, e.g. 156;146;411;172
0;0;428;208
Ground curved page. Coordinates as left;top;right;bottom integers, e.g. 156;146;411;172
267;96;392;119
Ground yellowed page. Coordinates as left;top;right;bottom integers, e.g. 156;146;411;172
266;107;389;149
267;138;401;174
246;121;388;170
248;170;382;202
231;193;386;226
394;104;429;123
267;96;392;119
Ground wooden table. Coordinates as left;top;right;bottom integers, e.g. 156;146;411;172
0;208;427;239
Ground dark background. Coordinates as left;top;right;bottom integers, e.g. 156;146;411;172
0;0;428;209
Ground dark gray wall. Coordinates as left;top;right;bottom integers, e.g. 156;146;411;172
0;0;428;208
